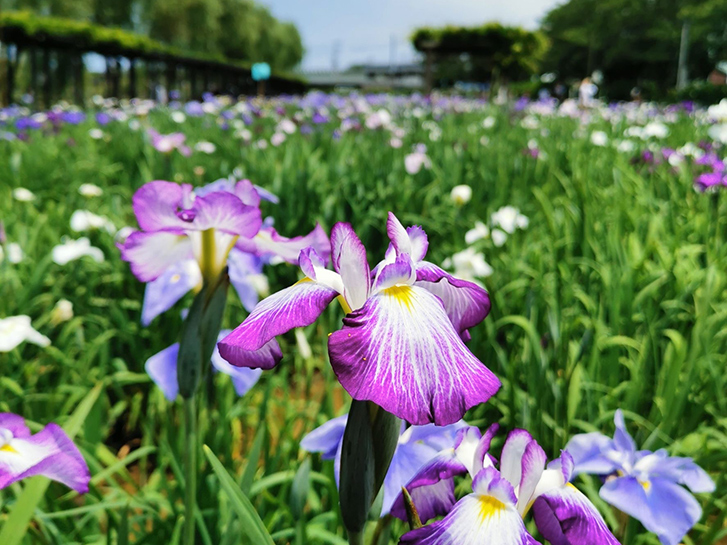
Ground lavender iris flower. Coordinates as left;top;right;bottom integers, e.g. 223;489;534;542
118;179;330;326
395;426;619;545
145;330;262;400
147;129;191;156
566;410;714;545
300;415;466;516
0;413;90;493
219;212;498;426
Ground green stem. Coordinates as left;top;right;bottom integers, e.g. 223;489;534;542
183;395;197;545
347;530;364;545
371;515;393;545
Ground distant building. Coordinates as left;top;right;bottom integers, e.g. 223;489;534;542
708;61;727;86
303;63;424;90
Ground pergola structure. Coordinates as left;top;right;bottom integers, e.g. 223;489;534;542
0;12;306;108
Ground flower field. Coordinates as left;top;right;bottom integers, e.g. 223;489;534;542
1;93;727;544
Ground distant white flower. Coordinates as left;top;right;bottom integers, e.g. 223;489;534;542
256;139;268;149
194;141;216;154
270;133;286;147
521;116;539;130
171;111;187;124
404;149;432;174
527;139;539;150
5;242;23;264
708;124;727;144
642;122;669;139
389;137;403;148
491;206;529;234
480;136;490;146
483;116;496;129
78;183;103;197
235;128;252;142
465;221;490;245
707;99;727;122
70;210;115;234
0;315;50;352
88;128;105;140
617;140;636;153
446;247;493;281
365;109;392;129
128;119;141;131
591;131;609;146
114;226;135;243
277;119;297;134
668;153;684;167
50;299;74;325
678;142;705;159
491;228;507;247
450;185;472;205
13;188;35;202
52;237;104;265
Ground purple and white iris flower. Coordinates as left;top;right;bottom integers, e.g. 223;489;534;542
300;414;466;516
219;213;499;426
148;129;191;156
566;410;715;545
394;425;619;545
145;330;262;400
0;413;90;493
118;179;329;326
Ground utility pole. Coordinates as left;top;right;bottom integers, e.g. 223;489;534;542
677;20;690;90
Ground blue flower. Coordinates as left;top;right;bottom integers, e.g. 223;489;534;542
566;410;715;545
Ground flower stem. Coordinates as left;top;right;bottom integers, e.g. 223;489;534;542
347;530;364;545
183;395;197;545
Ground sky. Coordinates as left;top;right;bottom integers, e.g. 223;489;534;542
259;0;563;72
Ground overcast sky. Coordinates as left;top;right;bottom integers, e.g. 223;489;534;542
259;0;563;71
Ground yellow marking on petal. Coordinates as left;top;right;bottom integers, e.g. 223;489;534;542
0;444;18;454
294;277;312;285
337;295;353;315
170;274;181;283
567;483;579;491
640;479;651;492
478;496;505;521
382;285;414;311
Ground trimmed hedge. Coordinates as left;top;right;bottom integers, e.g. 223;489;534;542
0;11;305;86
411;23;547;57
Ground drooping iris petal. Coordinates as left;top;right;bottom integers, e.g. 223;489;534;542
386;212;429;262
400;467;537;545
600;475;701;545
132;181;191;231
415;261;491;338
328;284;500;425
145;343;180;401
390;447;470;522
219;279;339;366
227;249;265;311
382;431;443;516
564;431;618;476
236;223;331;265
190;191;262;236
0;423;90;493
532;483;620;545
0;413;29;437
141;259;201;326
210;332;263;396
119;230;193;282
300;415;348;460
330;222;370;311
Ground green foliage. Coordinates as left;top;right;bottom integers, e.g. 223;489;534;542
670;81;727;105
0;0;304;71
0;11;305;84
1;98;727;543
541;0;727;99
411;23;548;84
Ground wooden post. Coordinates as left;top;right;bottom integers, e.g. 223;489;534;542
42;47;51;108
73;53;84;105
128;58;137;98
6;45;16;106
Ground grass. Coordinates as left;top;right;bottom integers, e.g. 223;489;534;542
0;95;726;544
